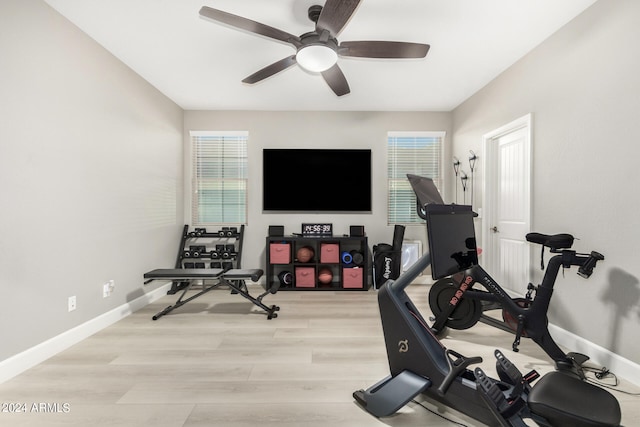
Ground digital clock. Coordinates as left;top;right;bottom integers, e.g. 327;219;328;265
301;223;333;237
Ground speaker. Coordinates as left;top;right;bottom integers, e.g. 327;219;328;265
350;225;365;237
269;225;284;236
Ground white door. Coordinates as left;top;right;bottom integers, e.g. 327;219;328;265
482;114;532;295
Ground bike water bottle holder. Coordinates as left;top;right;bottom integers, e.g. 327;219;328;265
578;251;605;278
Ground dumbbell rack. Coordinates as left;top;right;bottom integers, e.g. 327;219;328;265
167;224;245;294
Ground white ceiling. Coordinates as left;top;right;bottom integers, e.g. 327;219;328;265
43;0;597;111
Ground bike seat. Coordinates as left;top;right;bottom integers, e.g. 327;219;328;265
528;371;621;427
526;232;574;250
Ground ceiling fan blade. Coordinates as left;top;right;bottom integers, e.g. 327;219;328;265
242;56;297;84
339;41;430;58
199;6;302;48
321;64;350;97
316;0;362;37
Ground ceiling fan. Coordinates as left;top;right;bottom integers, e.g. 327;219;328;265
199;0;430;96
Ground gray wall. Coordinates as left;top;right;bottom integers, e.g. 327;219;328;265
0;0;184;362
452;0;640;365
183;110;452;273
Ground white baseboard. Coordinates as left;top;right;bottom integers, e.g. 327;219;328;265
549;324;640;386
0;283;171;384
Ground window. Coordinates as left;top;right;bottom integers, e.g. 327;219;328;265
189;131;248;225
387;131;445;224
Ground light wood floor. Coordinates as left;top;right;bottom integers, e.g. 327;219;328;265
1;282;638;426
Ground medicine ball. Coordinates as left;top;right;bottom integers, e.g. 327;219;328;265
318;267;333;285
296;246;315;263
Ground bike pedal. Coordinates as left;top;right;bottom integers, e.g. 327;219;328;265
495;350;523;385
475;367;525;419
475;368;509;412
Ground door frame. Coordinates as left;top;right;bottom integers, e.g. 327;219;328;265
481;113;533;290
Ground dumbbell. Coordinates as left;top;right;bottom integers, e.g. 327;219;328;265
222;244;236;259
189;245;207;258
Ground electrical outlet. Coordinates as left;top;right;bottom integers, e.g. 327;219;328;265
68;296;76;312
103;280;115;298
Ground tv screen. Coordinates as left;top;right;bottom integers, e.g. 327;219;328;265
263;149;372;212
425;204;478;280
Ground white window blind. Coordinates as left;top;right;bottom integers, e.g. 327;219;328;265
387;131;445;224
190;131;248;225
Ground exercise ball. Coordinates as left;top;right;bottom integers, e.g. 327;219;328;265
318;267;333;284
296;246;315;263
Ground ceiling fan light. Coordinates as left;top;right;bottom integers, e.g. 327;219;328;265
296;44;338;73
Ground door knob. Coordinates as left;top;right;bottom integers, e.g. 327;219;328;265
491;226;499;233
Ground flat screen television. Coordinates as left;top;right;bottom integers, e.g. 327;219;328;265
425;204;478;280
263;149;372;212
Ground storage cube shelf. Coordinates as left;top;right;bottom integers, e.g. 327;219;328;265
266;235;370;291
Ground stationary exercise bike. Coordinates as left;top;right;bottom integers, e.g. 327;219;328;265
353;202;621;427
408;174;604;376
428;228;603;375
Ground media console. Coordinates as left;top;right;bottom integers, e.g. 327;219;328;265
266;235;370;291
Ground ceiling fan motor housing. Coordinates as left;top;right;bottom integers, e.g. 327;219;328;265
296;32;339;72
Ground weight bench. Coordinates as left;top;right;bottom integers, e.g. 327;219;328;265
144;268;280;320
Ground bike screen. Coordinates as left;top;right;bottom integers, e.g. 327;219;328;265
425;204;478;280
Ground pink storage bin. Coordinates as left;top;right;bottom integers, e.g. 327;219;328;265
295;267;316;288
270;243;290;264
342;268;363;288
320;243;340;263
